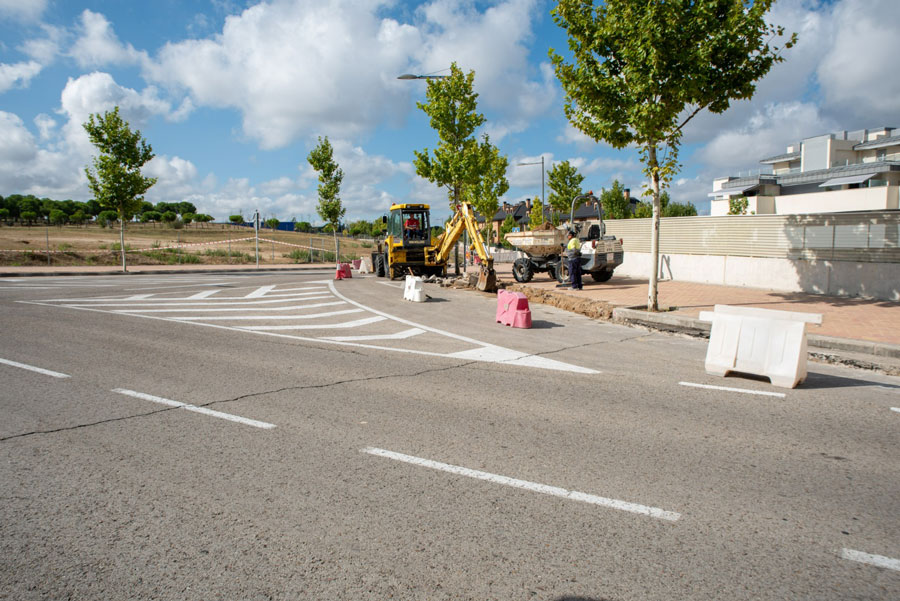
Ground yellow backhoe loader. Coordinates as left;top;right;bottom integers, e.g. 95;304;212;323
371;202;496;292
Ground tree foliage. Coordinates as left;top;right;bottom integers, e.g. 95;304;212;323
83;106;156;271
413;62;509;228
546;160;584;217
529;198;545;229
307;136;345;257
550;0;794;310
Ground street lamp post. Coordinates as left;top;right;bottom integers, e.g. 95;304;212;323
517;156;545;206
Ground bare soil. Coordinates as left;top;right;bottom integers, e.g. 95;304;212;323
0;224;374;267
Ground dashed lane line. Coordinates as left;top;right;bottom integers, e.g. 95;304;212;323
679;381;786;398
0;358;70;379
840;548;900;572
363;447;681;521
112;389;275;429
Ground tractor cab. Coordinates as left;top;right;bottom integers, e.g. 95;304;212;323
386;203;431;248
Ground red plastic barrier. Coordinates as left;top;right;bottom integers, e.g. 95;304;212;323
496;289;531;329
335;263;352;280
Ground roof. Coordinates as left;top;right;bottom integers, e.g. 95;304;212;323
759;151;800;164
853;133;900;151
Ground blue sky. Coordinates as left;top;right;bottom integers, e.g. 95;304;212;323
1;0;897;224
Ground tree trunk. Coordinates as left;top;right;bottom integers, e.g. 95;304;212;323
647;146;661;312
119;215;127;273
333;228;339;265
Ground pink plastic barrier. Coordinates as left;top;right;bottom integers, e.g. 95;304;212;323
335;263;352;280
352;259;361;269
496;290;532;329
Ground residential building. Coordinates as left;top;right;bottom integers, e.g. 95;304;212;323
710;127;900;216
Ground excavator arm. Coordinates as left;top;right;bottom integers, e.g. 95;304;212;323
428;202;496;291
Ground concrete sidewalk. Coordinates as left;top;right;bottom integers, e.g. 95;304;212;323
4;261;899;370
481;263;900;367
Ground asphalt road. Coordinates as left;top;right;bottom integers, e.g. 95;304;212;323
1;271;898;600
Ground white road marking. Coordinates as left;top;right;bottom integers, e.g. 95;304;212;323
891;407;899;413
321;327;426;342
840;548;900;571
117;301;346;314
363;447;680;521
327;281;599;374
0;358;70;379
23;280;597;374
175;309;364;321
43;291;331;304
377;281;403;289
679;381;786;398
186;290;221;299
246;285;276;298
240;316;386;330
112;388;275;429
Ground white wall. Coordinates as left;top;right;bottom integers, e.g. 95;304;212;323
616;252;900;301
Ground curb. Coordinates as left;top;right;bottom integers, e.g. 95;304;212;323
612;307;900;360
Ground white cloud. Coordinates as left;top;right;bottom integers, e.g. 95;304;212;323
0;61;42;93
697;101;835;174
70;10;147;68
142;0;549;149
146;0;416;149
20;24;64;63
0;0;47;22
817;0;900;124
33;113;56;140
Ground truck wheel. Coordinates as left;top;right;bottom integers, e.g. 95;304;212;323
374;254;385;277
512;258;534;283
555;260;569;284
590;269;614;282
546;264;556;281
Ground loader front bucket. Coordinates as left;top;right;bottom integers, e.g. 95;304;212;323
476;266;497;292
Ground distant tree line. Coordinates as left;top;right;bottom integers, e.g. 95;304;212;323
0;193;214;227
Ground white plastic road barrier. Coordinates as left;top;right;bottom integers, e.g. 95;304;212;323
699;304;823;389
403;275;426;302
358;257;372;274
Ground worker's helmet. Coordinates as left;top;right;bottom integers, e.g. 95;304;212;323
566;228;575;237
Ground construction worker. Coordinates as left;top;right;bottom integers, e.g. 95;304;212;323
565;229;583;290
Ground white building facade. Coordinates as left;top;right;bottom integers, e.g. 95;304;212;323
710;127;900;216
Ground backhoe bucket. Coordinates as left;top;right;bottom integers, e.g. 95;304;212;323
476;267;497;292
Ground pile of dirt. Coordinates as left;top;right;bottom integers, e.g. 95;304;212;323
432;273;615;321
502;282;615;320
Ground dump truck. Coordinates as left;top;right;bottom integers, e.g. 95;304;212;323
372;201;496;291
504;192;624;284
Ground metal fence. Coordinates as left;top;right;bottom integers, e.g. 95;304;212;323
603;211;900;263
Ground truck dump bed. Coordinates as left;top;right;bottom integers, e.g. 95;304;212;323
504;228;566;257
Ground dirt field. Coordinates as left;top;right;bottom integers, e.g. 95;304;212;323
0;224;375;267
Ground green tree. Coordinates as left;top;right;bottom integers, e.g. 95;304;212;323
600;180;629;220
546;160;584;220
70;210;86;225
413;62;509;266
529;198;545;229
0;208;9;223
307;136;345;259
49;209;67;226
97;210;118;227
294;221;312;233
229;214;244;225
728;196;749;215
550;0;794;310
265;217;280;230
498;214;517;249
83;106;157;272
20;211;38;225
161;211;177;224
182;213;195;225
